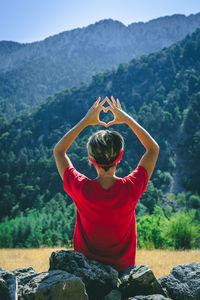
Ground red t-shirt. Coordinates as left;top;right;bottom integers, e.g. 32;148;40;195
63;165;148;271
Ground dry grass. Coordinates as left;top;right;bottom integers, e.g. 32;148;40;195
136;249;200;278
0;248;200;279
0;248;68;274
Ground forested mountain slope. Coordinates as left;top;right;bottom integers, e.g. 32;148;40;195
0;28;200;224
0;13;200;118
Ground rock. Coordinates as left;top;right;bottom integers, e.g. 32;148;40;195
158;262;200;300
21;269;88;300
0;267;17;300
1;259;200;300
13;267;37;285
129;295;172;300
119;265;166;299
49;250;119;300
13;267;38;298
104;289;122;300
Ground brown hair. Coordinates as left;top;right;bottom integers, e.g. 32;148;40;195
87;130;124;172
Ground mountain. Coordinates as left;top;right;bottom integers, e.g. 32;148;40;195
0;28;200;221
0;13;200;118
1;28;200;248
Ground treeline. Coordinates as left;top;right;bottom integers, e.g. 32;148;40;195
0;195;199;249
0;194;75;248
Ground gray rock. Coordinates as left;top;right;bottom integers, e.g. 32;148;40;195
49;250;119;300
13;267;38;298
158;262;200;300
0;267;17;300
104;289;122;300
119;265;166;299
13;267;37;285
129;295;171;300
21;269;88;300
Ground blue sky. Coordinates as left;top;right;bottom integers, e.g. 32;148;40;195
0;0;199;43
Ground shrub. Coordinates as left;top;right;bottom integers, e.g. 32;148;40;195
137;206;168;249
189;194;200;209
164;211;199;249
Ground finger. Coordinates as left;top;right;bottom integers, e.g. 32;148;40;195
102;106;109;113
100;96;109;108
106;98;115;109
99;97;107;107
97;105;107;115
117;98;121;108
105;106;116;117
98;120;107;127
93;97;101;108
104;96;109;102
105;120;116;127
111;96;117;106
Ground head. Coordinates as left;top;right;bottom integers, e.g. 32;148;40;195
87;130;124;172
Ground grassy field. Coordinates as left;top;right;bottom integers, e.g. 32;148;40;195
0;248;200;279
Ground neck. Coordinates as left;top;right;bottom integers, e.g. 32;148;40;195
95;166;116;180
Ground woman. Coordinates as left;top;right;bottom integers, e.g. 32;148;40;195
54;96;159;278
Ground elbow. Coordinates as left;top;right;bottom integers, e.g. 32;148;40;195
155;143;160;158
53;144;60;156
53;144;65;157
156;142;160;152
150;142;159;155
154;142;160;154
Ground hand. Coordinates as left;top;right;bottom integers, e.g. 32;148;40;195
83;97;108;126
104;96;129;127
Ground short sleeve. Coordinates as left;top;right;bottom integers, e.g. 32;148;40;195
124;165;149;198
63;166;88;198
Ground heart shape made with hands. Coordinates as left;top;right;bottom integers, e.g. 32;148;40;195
99;105;115;126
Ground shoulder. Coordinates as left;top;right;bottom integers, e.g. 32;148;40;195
63;166;88;180
63;166;89;196
123;165;149;194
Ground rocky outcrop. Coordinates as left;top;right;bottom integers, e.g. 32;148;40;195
49;250;119;300
1;13;200;73
0;267;17;300
1;13;200;117
158;262;200;300
129;296;171;300
0;250;200;300
119;265;166;298
20;270;88;300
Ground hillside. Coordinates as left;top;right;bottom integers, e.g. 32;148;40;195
0;29;200;248
0;13;200;118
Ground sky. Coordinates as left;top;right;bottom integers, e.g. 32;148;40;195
0;0;200;43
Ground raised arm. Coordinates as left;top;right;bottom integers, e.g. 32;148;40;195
105;96;159;179
53;97;107;179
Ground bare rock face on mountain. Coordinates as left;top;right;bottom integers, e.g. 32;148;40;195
1;13;200;117
1;13;200;73
0;251;200;300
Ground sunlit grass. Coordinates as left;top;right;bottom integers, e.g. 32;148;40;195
0;248;200;279
136;249;200;278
